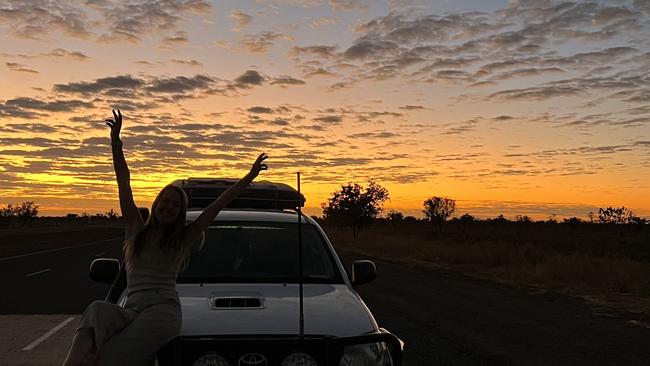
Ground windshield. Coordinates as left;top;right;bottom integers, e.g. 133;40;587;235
178;221;343;283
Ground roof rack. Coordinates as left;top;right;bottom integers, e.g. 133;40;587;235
172;178;305;210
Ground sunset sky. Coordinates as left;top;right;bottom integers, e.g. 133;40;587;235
1;0;649;219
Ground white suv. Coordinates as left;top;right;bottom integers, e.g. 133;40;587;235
90;179;404;366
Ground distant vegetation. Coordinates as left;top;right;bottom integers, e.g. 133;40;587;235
0;201;120;228
321;180;389;237
319;181;650;313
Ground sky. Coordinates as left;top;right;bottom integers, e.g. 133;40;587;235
0;0;649;220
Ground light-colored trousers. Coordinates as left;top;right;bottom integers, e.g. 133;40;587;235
77;288;181;366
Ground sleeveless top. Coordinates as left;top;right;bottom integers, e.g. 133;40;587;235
125;224;203;293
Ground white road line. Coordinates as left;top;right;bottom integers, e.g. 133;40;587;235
25;268;52;277
22;317;76;351
0;236;122;262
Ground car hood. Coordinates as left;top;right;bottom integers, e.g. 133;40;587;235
177;283;376;337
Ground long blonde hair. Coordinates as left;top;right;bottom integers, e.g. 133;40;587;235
124;184;192;272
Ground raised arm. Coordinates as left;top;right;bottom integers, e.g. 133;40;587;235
105;109;144;237
190;153;268;233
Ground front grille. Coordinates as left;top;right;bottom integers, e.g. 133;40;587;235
155;332;403;366
157;336;337;366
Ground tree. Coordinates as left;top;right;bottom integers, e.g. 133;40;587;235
0;202;39;224
15;201;39;219
321;180;389;237
105;208;118;219
422;196;456;235
492;214;508;224
598;206;633;224
563;217;582;227
630;216;648;225
386;210;404;227
0;203;17;218
459;213;476;224
515;215;532;223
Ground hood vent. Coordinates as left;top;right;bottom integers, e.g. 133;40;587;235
211;297;264;309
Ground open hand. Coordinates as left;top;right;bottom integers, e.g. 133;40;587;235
105;109;122;140
249;153;268;179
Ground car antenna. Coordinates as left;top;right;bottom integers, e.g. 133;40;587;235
297;171;305;339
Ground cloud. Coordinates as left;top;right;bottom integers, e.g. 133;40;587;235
5;122;58;134
96;1;211;43
270;76;306;86
170;59;203;67
488;67;566;81
54;75;145;94
2;97;93;112
41;48;90;60
328;0;367;11
288;1;649;99
398;105;425;110
247;106;274;114
0;1;92;39
489;85;583;101
291;45;338;59
233;70;265;87
342;38;400;60
314;115;343;124
241;31;288;53
146;75;213;93
348;131;400;139
230;10;253;29
161;31;190;46
5;62;38;73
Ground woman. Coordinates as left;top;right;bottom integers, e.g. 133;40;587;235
63;109;268;366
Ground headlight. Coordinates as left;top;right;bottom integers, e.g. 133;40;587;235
339;342;392;366
281;352;318;366
192;353;230;366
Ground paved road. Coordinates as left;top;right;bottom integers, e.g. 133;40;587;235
337;248;650;366
0;230;123;314
2;227;650;365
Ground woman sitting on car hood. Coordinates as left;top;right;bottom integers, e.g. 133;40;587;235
62;109;268;366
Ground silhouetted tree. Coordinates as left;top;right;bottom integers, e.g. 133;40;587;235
491;214;508;224
106;208;118;219
66;213;79;220
386;210;404;227
0;203;17;218
515;215;532;223
587;211;595;223
459;213;476;224
563;217;582;228
16;201;39;225
598;206;633;224
404;216;418;223
1;201;39;225
630;216;648;225
422;196;456;235
321;180;389;237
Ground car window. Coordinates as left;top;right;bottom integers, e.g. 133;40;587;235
178;221;343;284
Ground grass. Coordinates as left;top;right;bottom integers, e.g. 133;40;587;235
324;221;650;313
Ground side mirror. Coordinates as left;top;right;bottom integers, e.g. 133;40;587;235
90;258;120;284
351;260;376;286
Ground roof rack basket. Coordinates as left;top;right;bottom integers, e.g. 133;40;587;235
172;178;305;210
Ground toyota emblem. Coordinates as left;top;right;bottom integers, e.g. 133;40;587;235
238;353;268;366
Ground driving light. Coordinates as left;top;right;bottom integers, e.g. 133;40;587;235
281;352;318;366
339;342;392;366
192;353;230;366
